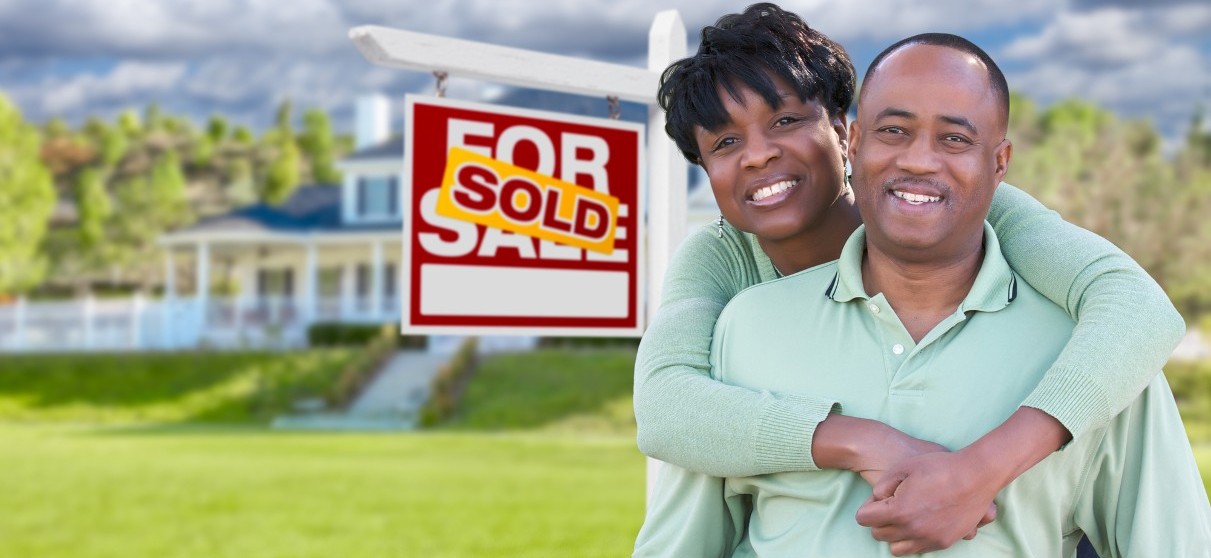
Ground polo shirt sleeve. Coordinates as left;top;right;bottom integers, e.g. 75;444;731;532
1070;375;1211;557
634;225;839;476
988;182;1186;442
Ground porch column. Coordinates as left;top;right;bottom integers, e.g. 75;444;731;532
82;293;95;349
340;261;355;319
131;291;144;349
164;249;176;348
371;240;384;320
196;241;210;327
304;241;318;324
14;295;26;350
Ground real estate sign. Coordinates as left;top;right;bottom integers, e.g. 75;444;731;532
403;95;645;336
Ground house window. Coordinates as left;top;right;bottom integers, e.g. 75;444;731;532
256;268;294;297
357;176;399;218
384;263;396;298
355;264;371;298
355;263;396;298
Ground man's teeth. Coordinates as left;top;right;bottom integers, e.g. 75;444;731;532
751;180;797;202
892;190;942;205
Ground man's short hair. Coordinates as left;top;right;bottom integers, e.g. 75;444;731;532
658;2;855;163
862;33;1010;126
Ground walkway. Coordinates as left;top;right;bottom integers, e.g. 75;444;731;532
272;350;448;430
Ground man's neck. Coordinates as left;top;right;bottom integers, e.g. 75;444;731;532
861;239;985;343
758;192;862;276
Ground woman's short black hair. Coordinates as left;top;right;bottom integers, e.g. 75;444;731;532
658;3;855;164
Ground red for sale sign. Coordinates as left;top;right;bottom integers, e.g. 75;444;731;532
402;95;645;336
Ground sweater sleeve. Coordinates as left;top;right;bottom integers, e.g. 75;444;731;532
634;225;839;477
987;182;1186;441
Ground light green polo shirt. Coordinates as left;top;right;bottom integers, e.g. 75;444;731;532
634;224;1211;558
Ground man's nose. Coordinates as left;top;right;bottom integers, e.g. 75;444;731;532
896;135;942;175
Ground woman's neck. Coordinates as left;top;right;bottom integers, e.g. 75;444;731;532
758;190;862;276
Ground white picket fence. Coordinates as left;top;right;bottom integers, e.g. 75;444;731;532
0;294;402;353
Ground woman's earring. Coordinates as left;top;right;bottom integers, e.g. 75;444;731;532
716;215;724;238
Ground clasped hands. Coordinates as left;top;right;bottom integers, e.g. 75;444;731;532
851;428;1001;556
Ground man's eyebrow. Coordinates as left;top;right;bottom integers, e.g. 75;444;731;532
939;115;978;135
875;107;914;121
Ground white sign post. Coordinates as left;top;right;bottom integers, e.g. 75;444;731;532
350;9;687;501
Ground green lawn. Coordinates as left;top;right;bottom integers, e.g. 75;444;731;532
0;425;645;558
0;348;645;558
1;349;1209;557
0;350;360;422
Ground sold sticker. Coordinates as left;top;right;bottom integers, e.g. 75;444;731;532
434;147;620;254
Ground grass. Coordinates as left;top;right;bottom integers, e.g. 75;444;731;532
0;424;645;558
1;348;1209;557
0;350;359;423
0;347;646;558
444;348;637;434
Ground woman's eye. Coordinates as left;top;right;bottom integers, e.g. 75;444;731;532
713;137;737;151
774;116;801;127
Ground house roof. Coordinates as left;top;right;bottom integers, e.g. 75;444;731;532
163;185;399;239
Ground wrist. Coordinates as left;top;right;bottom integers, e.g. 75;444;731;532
812;414;888;472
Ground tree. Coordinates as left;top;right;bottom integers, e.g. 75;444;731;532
83;117;129;168
74;167;112;251
225;158;256;207
263;138;300;204
232;126;253;145
149;149;189;226
118;110;141;138
298;108;342;184
207;115;229;143
0;93;56;294
275;98;293;135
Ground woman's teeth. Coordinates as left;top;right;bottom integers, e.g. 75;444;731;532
751;180;797;202
892;190;941;205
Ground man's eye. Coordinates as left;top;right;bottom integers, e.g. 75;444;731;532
877;126;906;135
943;134;972;144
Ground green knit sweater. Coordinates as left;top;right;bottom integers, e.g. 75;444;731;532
633;182;1186;476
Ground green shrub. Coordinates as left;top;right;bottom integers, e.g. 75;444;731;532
418;338;479;427
307;322;427;349
536;336;640;350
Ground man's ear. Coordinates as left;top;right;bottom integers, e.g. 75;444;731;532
993;139;1012;181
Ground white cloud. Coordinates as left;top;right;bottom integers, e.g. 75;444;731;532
41;61;187;114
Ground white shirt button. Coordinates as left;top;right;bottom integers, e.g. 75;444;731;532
868;303;880;314
892;344;905;355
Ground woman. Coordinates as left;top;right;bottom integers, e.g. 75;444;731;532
633;4;1182;554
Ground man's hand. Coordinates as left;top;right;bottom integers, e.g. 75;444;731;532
855;451;999;556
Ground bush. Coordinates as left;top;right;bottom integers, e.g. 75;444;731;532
536;336;640;350
329;329;399;409
308;322;427;349
418;337;479;427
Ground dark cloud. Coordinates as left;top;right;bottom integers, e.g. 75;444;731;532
1070;0;1204;8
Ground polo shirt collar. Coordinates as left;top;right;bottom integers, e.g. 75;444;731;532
826;222;1018;314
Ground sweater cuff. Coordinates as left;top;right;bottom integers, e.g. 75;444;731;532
753;394;841;473
1020;365;1111;446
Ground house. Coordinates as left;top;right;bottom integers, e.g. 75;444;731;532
155;95;404;348
0;93;717;352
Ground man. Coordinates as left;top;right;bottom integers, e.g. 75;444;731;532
634;34;1211;557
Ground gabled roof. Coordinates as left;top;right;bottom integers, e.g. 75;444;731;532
164;185;398;238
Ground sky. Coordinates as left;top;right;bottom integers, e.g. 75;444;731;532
2;0;1209;148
